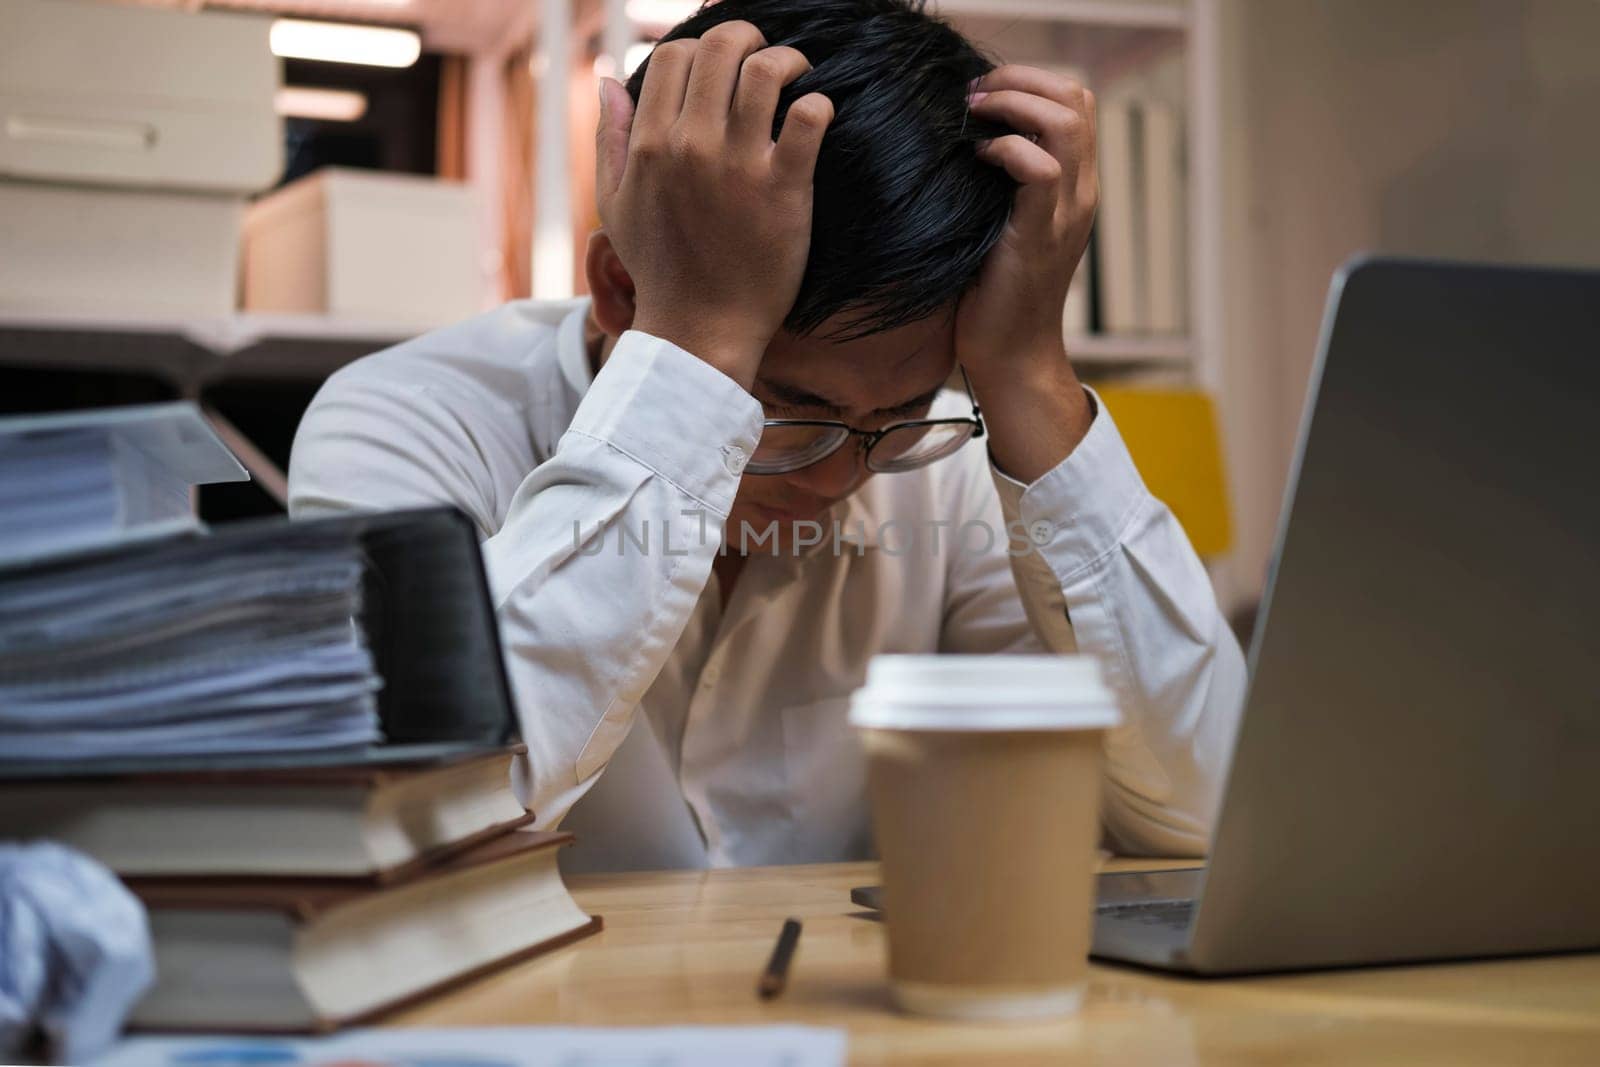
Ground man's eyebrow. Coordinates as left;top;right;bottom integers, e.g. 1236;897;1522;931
757;378;946;418
758;379;846;414
879;385;946;417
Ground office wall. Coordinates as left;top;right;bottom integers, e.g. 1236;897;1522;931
1212;0;1600;607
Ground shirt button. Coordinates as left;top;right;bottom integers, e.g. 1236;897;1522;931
721;445;747;475
1028;519;1056;546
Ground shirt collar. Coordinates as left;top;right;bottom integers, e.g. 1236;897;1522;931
833;489;884;550
555;297;596;398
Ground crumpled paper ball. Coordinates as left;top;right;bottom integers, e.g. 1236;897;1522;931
0;841;154;1064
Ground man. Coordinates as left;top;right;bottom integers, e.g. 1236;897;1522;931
289;0;1246;870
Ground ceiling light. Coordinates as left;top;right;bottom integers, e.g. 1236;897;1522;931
275;87;369;122
623;42;654;77
269;18;421;69
624;0;700;27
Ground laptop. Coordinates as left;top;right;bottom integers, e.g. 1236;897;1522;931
1090;256;1600;974
855;257;1600;974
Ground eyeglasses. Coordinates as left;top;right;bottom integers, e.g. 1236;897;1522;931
748;369;985;475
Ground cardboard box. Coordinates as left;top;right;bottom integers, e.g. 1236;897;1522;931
0;181;242;317
0;0;280;194
0;0;280;317
243;168;486;327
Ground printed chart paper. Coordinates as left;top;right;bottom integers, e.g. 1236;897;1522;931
90;1026;848;1067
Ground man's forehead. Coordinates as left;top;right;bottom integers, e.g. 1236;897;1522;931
758;314;957;414
755;373;949;417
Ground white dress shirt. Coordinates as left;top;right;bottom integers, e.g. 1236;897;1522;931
288;297;1246;870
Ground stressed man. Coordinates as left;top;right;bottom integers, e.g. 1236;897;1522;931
288;0;1246;869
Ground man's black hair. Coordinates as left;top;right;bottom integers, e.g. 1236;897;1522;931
624;0;1015;341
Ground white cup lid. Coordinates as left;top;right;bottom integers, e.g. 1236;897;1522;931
849;654;1120;731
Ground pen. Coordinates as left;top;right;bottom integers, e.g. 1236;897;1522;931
758;917;803;1000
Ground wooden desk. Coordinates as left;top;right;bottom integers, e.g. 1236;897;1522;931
391;859;1600;1064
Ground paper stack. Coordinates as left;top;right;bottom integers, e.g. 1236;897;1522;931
0;497;589;1033
0;526;382;764
0;403;247;568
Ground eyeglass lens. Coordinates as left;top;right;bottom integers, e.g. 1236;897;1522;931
750;421;974;474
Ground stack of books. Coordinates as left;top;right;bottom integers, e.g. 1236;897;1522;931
0;404;598;1031
0;747;600;1031
1087;54;1189;338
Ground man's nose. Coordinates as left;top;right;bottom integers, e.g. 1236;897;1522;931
784;439;867;499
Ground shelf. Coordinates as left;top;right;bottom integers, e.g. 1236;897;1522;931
1;309;1188;381
0;310;418;388
931;1;1187;100
929;0;1187;30
130;0;537;56
1067;334;1190;365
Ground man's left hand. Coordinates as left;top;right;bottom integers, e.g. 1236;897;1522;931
957;65;1099;482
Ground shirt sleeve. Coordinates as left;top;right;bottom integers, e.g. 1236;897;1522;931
942;386;1247;856
482;331;763;827
291;329;763;829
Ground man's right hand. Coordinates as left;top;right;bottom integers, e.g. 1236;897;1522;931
596;21;833;391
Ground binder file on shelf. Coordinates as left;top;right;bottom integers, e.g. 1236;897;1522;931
0;402;247;568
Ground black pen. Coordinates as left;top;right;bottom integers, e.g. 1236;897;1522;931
758;917;803;1000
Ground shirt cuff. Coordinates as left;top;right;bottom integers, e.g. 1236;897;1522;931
566;329;764;517
990;384;1151;577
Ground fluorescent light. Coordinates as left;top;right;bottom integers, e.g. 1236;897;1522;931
269;18;421;68
275;87;369;122
624;0;699;27
623;42;655;77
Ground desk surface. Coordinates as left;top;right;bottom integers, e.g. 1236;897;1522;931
390;858;1600;1064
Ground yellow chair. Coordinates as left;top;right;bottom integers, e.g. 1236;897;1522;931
1093;385;1233;557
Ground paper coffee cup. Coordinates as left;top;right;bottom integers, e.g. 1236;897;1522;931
850;654;1119;1021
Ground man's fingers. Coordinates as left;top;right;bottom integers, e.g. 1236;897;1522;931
976;134;1061;184
973;64;1098;210
595;76;635;209
1078;88;1099;207
975;134;1060;224
682;20;768;128
969;89;1084;192
773;92;834;182
729;46;812;146
973;64;1087;110
633;39;696;143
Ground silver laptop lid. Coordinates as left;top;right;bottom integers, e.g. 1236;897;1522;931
1188;256;1600;973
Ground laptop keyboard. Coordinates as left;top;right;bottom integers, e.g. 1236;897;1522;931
1095;899;1197;930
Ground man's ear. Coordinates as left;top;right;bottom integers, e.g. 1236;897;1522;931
584;230;636;336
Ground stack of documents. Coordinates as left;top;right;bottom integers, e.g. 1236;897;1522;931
0;527;382;764
0;403;247;568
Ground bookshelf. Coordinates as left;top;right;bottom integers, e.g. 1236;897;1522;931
79;0;1216;385
931;0;1186;27
0;310;418;509
7;0;1221;524
1068;334;1191;366
0;310;414;389
944;0;1206;384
